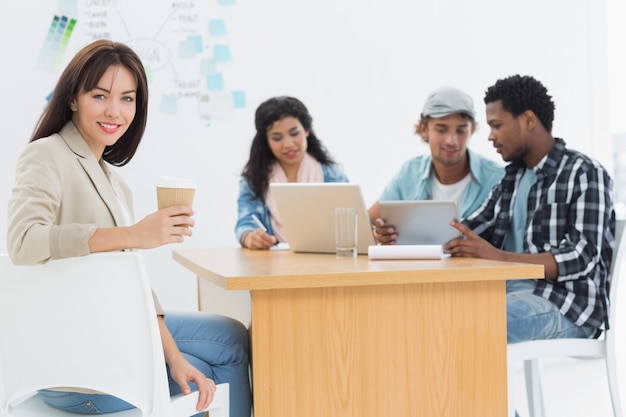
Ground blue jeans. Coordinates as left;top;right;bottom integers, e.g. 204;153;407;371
39;309;251;417
506;279;596;343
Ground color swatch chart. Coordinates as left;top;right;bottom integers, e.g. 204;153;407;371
37;15;76;73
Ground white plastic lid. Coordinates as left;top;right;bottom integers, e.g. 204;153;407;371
156;176;196;189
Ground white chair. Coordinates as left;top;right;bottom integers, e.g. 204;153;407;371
507;219;626;417
0;252;229;417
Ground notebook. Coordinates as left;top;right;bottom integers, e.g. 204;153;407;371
378;200;461;246
269;183;376;254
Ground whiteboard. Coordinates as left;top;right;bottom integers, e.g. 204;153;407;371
0;0;612;318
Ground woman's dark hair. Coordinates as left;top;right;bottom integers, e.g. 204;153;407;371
30;39;149;166
242;96;336;199
484;74;555;132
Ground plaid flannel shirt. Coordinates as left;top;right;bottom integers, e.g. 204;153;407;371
463;138;615;330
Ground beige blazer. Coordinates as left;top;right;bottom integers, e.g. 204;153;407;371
7;121;133;265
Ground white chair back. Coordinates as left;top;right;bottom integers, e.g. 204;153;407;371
606;218;626;342
0;252;229;417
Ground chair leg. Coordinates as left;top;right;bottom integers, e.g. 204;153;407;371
524;359;546;417
606;347;624;417
508;353;518;417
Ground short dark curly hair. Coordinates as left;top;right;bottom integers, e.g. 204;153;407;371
484;75;555;133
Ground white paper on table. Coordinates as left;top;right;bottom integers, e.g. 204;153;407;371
367;244;447;260
270;242;290;251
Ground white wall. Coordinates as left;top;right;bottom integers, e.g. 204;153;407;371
0;0;616;325
608;0;626;135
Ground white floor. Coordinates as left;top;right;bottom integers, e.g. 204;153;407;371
510;356;624;417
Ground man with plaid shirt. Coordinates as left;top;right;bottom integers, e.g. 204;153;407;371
445;75;615;342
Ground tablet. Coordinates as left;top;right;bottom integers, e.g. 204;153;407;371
378;200;461;245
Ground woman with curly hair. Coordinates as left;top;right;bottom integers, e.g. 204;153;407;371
236;96;348;249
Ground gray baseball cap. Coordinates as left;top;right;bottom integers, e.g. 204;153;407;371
421;86;476;119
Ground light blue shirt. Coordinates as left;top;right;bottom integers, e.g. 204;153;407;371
235;163;349;244
379;148;504;219
504;167;537;253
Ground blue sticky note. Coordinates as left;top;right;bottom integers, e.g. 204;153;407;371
231;91;246;108
188;35;203;52
207;74;224;91
160;94;178;114
209;19;227;36
179;39;197;59
200;58;217;76
213;45;231;62
218;0;236;4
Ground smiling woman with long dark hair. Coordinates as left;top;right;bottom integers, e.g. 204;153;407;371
7;39;251;417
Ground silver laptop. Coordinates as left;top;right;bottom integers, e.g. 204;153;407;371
379;200;461;245
269;183;376;254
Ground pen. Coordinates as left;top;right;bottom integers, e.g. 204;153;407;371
251;214;268;232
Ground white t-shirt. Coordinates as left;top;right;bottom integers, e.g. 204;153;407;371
430;172;471;208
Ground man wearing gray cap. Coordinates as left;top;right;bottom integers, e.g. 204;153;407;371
369;86;504;244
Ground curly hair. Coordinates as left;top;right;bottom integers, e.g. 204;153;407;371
242;96;336;199
484;75;555;132
30;39;149;166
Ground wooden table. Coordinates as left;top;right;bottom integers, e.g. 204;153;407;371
173;248;544;417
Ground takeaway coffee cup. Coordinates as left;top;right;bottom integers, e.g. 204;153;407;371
156;176;196;210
